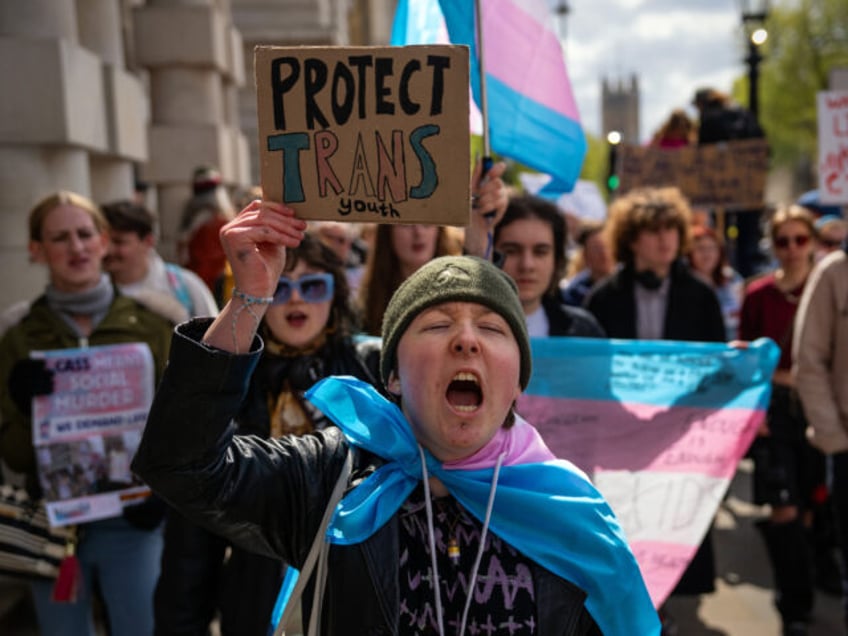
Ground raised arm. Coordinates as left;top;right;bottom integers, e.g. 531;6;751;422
463;159;508;260
201;200;306;353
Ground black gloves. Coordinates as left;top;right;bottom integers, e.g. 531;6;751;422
122;494;167;530
8;358;55;416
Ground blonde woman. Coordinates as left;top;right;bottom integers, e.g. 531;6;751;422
0;191;172;636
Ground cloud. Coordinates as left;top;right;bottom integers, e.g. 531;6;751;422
558;0;746;141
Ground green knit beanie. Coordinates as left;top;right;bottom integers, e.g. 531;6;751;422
380;255;531;390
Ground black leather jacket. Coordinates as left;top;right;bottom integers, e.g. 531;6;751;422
133;320;601;635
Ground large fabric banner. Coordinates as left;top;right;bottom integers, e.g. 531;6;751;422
519;336;779;606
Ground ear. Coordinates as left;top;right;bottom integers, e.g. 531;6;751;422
143;234;155;249
28;240;45;264
387;369;401;396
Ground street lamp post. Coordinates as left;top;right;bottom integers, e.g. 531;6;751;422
733;0;770;277
746;38;762;119
739;1;770;121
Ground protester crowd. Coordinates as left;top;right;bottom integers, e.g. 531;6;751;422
1;90;847;636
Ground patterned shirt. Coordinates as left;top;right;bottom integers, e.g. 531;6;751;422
397;488;537;635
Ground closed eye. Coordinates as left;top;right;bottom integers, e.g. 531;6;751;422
479;322;507;334
421;321;450;332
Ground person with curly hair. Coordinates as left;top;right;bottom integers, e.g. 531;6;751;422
585;186;725;633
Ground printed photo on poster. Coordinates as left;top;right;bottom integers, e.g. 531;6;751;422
30;343;155;526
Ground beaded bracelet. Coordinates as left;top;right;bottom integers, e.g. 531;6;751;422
232;289;274;306
230;288;273;353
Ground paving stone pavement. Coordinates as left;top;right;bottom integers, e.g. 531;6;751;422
664;459;844;636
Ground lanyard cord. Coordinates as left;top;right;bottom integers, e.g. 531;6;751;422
418;446;506;636
419;448;445;636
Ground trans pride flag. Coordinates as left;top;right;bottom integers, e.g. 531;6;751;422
520;336;779;606
391;0;587;195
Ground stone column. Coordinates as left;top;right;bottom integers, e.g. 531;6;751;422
0;0;135;308
230;0;394;187
78;0;144;204
134;0;248;258
0;0;152;311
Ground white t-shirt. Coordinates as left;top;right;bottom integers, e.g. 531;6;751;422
634;277;670;340
525;305;549;337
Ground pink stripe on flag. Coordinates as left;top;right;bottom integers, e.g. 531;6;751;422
482;0;580;120
518;396;763;479
630;540;699;606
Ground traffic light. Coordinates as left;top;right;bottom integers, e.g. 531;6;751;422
606;131;621;195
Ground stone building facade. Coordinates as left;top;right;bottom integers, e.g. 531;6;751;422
0;0;394;313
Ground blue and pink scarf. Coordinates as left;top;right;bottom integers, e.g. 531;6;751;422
306;376;659;635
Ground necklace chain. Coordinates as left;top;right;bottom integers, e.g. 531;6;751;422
436;497;464;566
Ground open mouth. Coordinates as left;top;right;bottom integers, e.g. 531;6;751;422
446;371;482;413
285;311;307;328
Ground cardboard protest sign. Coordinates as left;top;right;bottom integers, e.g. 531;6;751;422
817;90;848;204
30;343;155;527
255;45;471;225
519;336;778;606
617;139;769;209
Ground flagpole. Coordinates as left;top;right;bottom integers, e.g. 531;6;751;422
474;0;497;260
474;0;492;166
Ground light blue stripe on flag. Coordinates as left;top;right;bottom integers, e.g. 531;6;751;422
485;75;587;196
390;0;446;45
526;337;780;410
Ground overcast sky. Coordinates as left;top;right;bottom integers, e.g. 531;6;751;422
555;0;749;142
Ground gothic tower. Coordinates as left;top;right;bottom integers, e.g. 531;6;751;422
601;74;640;144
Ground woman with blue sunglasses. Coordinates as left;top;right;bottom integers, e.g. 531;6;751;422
246;234;380;436
153;232;381;636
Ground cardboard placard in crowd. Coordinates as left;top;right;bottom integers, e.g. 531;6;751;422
617;139;770;209
817;90;848;204
255;45;471;225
